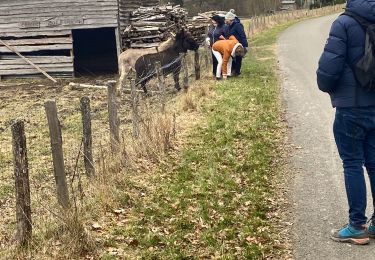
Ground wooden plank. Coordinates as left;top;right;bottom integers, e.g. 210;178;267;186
69;83;107;90
2;37;72;46
0;44;72;53
0;0;118;9
0;1;118;13
0;67;74;75
2;73;73;79
0;9;118;22
0;30;71;38
0;19;118;31
0;12;118;22
0;56;73;64
0;63;73;70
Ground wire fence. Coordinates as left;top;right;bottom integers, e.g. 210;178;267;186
0;48;212;251
244;4;346;37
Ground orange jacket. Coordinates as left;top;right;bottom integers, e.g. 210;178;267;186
212;36;240;75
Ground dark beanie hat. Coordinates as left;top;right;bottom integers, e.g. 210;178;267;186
211;15;224;26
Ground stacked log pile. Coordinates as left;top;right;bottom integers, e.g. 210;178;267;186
123;5;187;49
188;11;227;45
123;5;228;49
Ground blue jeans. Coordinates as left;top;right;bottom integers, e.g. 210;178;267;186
334;107;375;227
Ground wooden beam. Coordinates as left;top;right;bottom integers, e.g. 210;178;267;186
2;37;72;46
0;56;73;64
0;67;73;75
0;43;72;53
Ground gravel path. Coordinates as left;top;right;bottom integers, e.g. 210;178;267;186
278;15;375;259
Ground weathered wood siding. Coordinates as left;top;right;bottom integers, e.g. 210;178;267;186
0;0;118;78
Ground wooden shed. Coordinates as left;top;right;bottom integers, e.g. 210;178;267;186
0;0;158;79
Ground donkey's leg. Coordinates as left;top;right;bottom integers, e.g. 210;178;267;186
117;65;127;94
141;82;150;96
173;67;181;91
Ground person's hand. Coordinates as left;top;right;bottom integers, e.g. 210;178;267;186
245;47;249;53
219;35;225;40
223;75;228;80
205;37;211;46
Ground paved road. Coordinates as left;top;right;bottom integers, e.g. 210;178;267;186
278;15;375;259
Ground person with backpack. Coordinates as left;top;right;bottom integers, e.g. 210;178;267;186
224;11;248;76
206;15;226;77
317;0;375;245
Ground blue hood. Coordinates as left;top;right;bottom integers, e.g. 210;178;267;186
347;0;375;22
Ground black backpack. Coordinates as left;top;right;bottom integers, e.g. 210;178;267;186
343;11;375;91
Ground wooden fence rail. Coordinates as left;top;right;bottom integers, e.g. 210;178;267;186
245;4;346;37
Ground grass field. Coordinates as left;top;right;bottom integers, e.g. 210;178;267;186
97;23;296;259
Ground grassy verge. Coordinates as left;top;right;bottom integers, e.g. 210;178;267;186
99;23;295;259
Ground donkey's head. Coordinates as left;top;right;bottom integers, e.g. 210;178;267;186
174;30;199;53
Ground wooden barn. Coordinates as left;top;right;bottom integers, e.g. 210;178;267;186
0;0;159;79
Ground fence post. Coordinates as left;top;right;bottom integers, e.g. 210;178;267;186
11;119;32;246
130;78;140;138
204;47;209;68
250;18;255;35
182;54;189;89
107;81;120;152
80;96;95;177
44;100;70;209
155;61;166;113
194;50;201;80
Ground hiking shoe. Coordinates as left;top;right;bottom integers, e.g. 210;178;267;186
368;220;375;239
331;224;369;245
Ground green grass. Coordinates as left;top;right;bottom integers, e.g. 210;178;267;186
101;23;294;259
0;184;13;201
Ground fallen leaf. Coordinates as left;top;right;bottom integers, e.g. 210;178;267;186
92;222;102;230
113;208;125;215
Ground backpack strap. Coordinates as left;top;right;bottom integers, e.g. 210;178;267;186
342;10;372;29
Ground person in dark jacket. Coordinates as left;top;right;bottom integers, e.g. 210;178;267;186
317;0;375;245
224;11;248;76
206;15;226;77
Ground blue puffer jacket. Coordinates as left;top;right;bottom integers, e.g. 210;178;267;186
224;18;248;47
316;0;375;108
207;24;226;46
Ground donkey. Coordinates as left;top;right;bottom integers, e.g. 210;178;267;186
118;30;199;94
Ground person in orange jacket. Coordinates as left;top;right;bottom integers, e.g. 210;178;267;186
212;35;245;79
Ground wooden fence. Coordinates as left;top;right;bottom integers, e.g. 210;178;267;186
2;49;209;246
244;4;346;37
